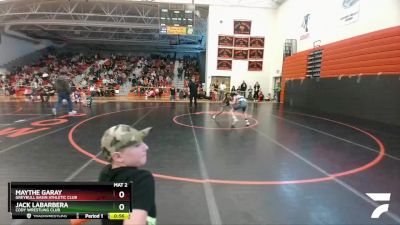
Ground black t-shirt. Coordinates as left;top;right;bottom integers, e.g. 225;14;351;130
240;83;247;91
99;165;157;225
189;82;198;95
170;87;176;95
213;83;219;91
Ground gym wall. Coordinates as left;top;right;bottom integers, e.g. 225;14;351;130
281;26;400;125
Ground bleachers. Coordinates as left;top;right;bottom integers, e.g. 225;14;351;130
281;25;400;102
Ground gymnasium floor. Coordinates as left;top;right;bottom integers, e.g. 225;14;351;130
0;99;399;225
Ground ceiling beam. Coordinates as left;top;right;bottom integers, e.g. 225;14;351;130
0;19;159;29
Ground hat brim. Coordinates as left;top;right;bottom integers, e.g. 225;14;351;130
139;127;152;139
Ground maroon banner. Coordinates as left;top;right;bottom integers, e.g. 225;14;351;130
217;60;232;70
233;49;249;60
234;37;249;47
250;37;265;48
234;20;251;35
248;61;263;71
218;35;234;46
217;48;233;59
249;49;264;60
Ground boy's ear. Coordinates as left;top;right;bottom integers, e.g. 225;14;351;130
111;151;124;163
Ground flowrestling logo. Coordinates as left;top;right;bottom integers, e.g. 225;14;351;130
366;193;391;219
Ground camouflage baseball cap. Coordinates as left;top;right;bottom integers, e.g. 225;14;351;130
101;124;152;162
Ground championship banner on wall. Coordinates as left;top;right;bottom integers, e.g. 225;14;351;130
249;49;264;60
300;13;311;40
234;37;249;47
217;48;233;59
248;61;263;71
250;37;265;48
218;35;234;46
234;20;251;35
233;49;249;60
217;60;232;70
340;0;361;25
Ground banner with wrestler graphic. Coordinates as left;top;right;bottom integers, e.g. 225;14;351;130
217;48;233;59
234;37;249;47
217;60;232;70
249;49;264;60
248;61;263;71
234;20;251;35
249;37;265;48
218;35;234;46
233;49;249;60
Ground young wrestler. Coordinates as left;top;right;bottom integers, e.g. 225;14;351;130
230;91;250;126
212;92;232;119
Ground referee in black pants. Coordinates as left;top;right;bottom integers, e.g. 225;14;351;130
189;77;198;107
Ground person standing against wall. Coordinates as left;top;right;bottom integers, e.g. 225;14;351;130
214;80;220;94
274;82;281;103
253;81;260;102
218;81;226;101
212;81;219;101
240;81;247;98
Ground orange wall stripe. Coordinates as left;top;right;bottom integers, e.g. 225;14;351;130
323;26;400;49
321;65;400;76
322;49;400;65
322;58;400;71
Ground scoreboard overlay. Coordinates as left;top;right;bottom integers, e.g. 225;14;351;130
8;182;132;220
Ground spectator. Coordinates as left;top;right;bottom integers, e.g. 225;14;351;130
253;81;260;100
258;91;265;102
218;81;226;101
274;82;281;102
3;52;196;100
177;67;183;80
213;80;219;93
39;83;55;102
240;81;247;98
81;78;88;88
30;78;39;101
89;84;96;97
247;86;253;100
170;85;176;101
266;93;271;101
178;89;184;100
72;89;81;104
